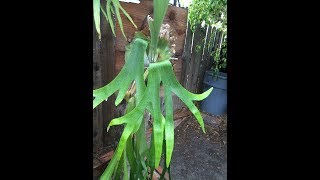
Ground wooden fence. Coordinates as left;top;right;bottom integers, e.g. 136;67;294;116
181;24;225;96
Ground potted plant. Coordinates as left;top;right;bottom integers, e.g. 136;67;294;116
201;37;227;115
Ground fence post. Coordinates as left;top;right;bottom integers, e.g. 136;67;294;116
93;22;104;152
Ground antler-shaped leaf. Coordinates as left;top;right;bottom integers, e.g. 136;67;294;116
106;65;164;168
152;60;213;167
106;60;213;169
93;38;148;109
160;60;213;133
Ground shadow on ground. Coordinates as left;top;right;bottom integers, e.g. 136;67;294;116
170;113;227;180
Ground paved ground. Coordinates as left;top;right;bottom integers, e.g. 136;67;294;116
170;113;227;180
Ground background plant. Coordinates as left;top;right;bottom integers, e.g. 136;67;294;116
188;0;227;32
188;0;227;78
93;0;212;179
212;36;227;78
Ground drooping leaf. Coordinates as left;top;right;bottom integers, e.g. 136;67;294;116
93;0;101;39
106;0;116;36
164;85;174;167
112;0;126;39
100;124;135;180
147;65;165;167
107;60;212;168
149;60;212;166
159;60;213;133
93;38;148;109
115;0;137;29
101;95;148;179
99;0;137;38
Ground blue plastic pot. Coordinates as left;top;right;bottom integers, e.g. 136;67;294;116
200;71;227;115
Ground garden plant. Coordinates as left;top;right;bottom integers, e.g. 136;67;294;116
93;0;213;179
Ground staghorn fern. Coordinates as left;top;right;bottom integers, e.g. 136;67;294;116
93;0;213;179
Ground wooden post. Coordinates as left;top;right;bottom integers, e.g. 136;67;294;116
181;22;193;89
181;24;207;94
93;0;117;150
100;0;117;146
190;26;207;94
196;26;214;93
93;22;104;152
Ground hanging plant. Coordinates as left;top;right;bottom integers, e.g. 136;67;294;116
93;0;212;179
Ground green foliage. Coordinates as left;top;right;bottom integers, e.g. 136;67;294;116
195;44;202;53
93;38;148;109
93;0;101;39
212;36;227;77
148;0;170;62
96;37;212;179
188;0;227;32
93;0;137;40
94;0;213;179
188;0;227;77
